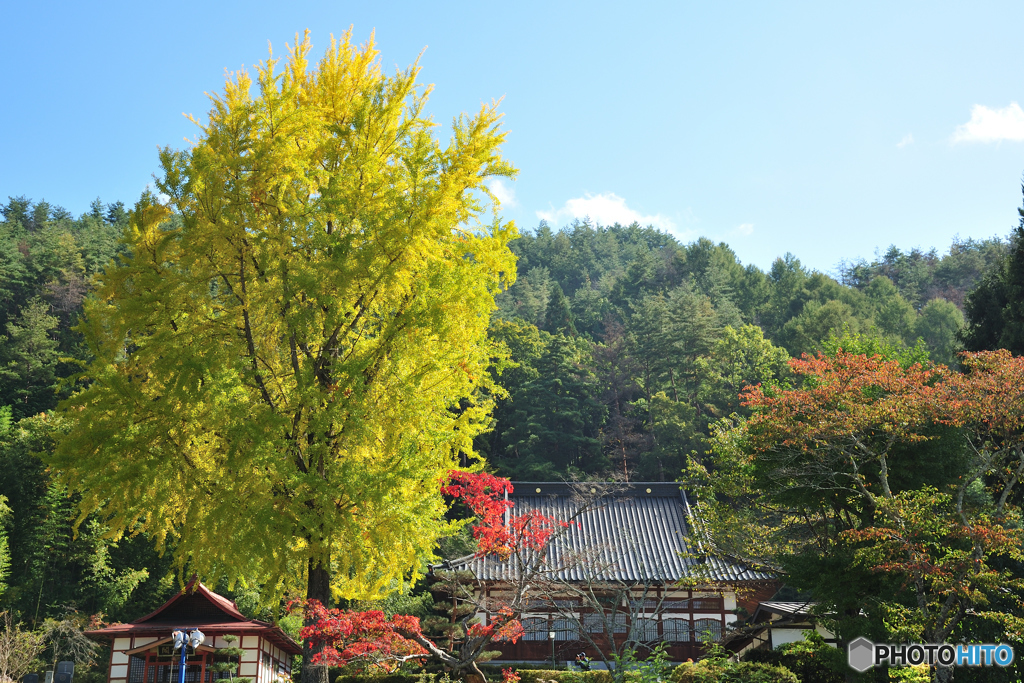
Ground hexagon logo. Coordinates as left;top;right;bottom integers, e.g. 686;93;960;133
848;637;875;672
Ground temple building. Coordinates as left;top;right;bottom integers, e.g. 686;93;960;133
437;482;777;664
86;579;301;683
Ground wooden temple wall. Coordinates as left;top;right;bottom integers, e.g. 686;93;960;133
479;586;750;664
105;634;292;683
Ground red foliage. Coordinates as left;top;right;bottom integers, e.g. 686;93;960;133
741;349;1024;460
740;350;945;452
738;349;1024;641
442;472;515;556
443;471;571;559
86;613;111;630
297;598;525;672
462;605;524;644
297;473;572;671
939;350;1024;444
297;600;429;672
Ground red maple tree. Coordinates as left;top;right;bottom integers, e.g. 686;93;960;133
298;471;569;676
737;349;947;512
298;602;429;671
442;471;570;558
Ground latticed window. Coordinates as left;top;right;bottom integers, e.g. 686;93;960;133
629;599;657;612
582;613;603;634
522;617;548;641
128;656;146;683
633;618;658;642
692;598;724;611
694;618;722;642
582;611;627;634
553;618;580;641
663;618;690;642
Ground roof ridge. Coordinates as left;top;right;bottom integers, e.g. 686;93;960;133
436;488;774;583
131;579;248;624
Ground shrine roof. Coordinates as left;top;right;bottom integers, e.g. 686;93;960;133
441;481;774;584
133;578;248;624
85;578;301;655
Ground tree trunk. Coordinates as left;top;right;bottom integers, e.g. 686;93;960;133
301;558;331;683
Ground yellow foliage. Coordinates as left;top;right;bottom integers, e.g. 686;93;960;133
50;29;517;602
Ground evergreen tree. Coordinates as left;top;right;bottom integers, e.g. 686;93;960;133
208;634;250;683
592;321;647;479
914;298;964;366
1;196;32;227
0;298;59;418
864;275;916;342
544;281;577;335
105;201;127;226
491;331;607;478
962;190;1024;354
0;219;30;329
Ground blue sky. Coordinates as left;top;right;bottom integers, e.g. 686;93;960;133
4;0;1024;273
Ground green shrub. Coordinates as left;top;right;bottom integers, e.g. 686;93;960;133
335;674;438;683
513;670;612;683
478;665;569;674
887;665;930;683
669;660;798;683
743;630;845;683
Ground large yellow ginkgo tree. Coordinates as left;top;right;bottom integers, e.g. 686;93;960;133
49;29;516;678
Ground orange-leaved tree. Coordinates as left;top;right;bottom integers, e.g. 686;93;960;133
699;349;1024;683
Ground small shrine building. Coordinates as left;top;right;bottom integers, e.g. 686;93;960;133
86;580;301;683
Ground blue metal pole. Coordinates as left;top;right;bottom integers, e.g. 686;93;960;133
177;632;189;683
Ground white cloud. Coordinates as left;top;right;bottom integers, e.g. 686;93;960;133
897;133;914;148
536;193;675;232
734;222;754;236
952;103;1024;143
486;178;517;208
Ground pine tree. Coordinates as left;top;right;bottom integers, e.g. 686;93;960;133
962;224;1024;354
208;635;251;683
544;282;577;335
0;298;59;418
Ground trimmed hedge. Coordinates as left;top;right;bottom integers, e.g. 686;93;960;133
335;675;438;683
333;662;801;683
669;661;799;683
477;665;568;676
513;671;612;683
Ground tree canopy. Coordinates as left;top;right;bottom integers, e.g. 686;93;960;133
47;29;517;648
691;347;1024;682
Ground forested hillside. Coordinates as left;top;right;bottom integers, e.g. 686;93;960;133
478;219;1007;481
0;191;1018;669
0;197;276;676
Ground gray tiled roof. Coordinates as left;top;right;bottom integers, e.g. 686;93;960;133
442;482;773;584
755;601;817;616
